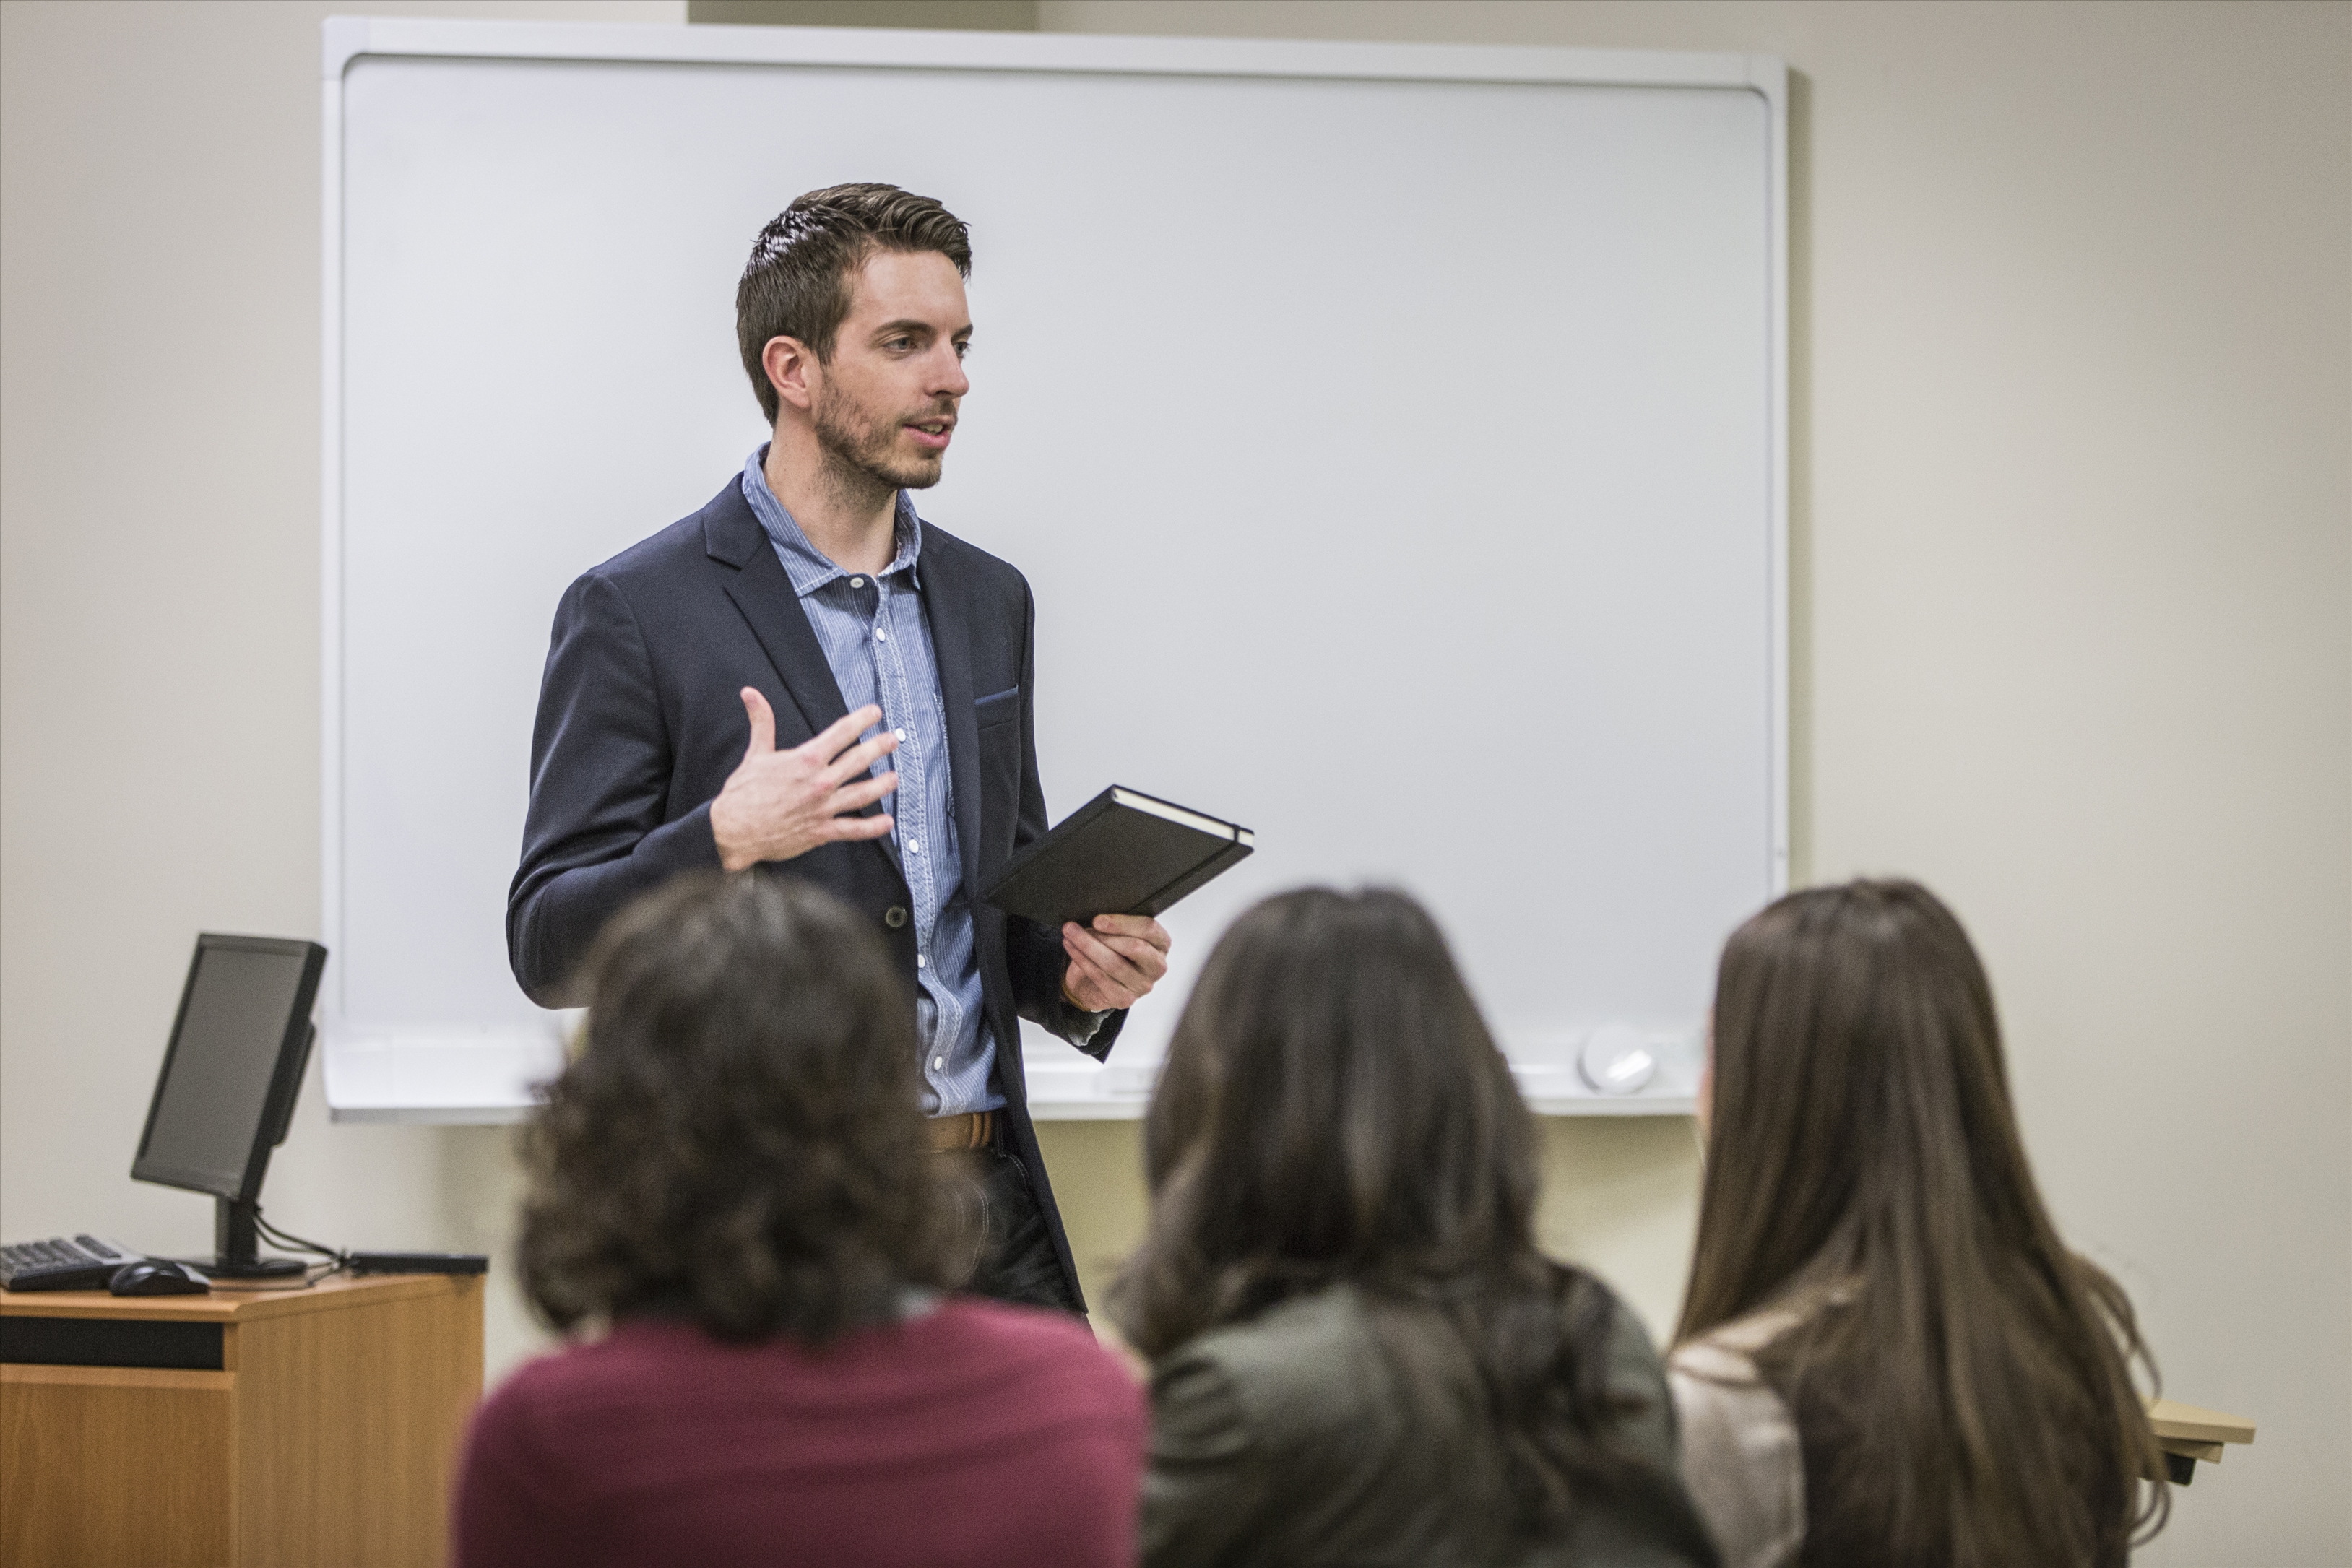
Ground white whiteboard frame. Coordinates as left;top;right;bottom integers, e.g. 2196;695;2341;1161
318;16;1789;1122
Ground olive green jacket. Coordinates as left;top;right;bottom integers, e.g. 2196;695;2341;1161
1140;1283;1721;1568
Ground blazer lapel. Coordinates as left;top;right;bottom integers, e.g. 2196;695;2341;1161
722;546;849;741
707;490;901;874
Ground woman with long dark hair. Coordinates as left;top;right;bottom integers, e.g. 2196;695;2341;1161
1670;878;2167;1568
1115;887;1718;1567
454;872;1147;1568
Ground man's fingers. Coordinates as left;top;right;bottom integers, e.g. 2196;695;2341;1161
827;811;895;841
1066;922;1139;968
738;688;777;761
821;729;900;787
1064;923;1147;997
1091;934;1169;978
1061;943;1117;1008
803;705;885;763
1091;914;1172;954
826;771;899;815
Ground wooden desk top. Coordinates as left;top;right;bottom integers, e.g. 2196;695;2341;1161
0;1271;477;1324
2147;1398;2256;1447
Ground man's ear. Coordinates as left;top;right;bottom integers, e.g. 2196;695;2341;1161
762;335;818;415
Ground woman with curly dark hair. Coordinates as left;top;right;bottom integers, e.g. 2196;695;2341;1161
452;872;1147;1568
1115;886;1718;1568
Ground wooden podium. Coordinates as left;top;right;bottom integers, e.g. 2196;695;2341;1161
0;1272;483;1568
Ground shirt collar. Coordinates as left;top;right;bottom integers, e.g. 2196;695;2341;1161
740;444;924;597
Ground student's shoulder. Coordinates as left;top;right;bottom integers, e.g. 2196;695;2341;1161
478;1320;706;1416
1181;1282;1375;1379
1667;1297;1816;1389
928;1297;1143;1411
928;1294;1103;1354
1665;1310;1808;1568
1665;1303;1805;1456
462;1332;646;1479
1152;1286;1393;1450
1570;1268;1661;1370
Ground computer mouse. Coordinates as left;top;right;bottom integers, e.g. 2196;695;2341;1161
108;1259;210;1296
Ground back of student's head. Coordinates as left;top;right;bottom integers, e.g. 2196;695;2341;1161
1126;886;1536;1312
518;872;956;1343
1115;886;1689;1545
1678;878;2164;1567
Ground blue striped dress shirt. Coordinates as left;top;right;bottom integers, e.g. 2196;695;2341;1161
740;448;1001;1117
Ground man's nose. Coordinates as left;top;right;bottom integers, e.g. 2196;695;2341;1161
930;345;970;399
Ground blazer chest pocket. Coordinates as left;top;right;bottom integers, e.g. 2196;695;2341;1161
974;685;1019;732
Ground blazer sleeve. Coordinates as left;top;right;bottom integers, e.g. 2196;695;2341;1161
506;572;722;1006
1139;1346;1272;1568
1003;575;1128;1059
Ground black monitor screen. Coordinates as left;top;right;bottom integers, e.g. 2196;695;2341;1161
132;937;324;1200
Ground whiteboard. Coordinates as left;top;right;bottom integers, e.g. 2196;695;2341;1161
320;18;1786;1118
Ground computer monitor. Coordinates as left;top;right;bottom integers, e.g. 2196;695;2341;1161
129;934;327;1279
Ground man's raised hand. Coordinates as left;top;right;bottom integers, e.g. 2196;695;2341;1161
709;690;899;872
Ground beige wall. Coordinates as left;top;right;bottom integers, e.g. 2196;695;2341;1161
0;0;686;1428
4;2;2345;1562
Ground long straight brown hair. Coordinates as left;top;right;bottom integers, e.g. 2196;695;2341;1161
1115;888;1712;1554
1676;879;2166;1567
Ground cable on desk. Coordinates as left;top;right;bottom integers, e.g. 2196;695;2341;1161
254;1208;347;1266
191;1208;353;1289
207;1266;340;1292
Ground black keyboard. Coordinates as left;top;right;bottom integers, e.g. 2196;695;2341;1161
0;1234;141;1291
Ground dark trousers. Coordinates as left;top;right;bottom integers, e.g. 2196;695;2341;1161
954;1145;1081;1314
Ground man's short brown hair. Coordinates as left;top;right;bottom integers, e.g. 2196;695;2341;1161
735;183;973;424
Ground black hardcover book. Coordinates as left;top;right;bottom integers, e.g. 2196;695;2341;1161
982;786;1254;930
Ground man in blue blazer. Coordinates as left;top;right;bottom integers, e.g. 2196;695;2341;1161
508;185;1170;1312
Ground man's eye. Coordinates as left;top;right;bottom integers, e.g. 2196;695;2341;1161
954;342;970;360
885;337;913;352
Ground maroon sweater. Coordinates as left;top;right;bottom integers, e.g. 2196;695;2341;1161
453;1299;1147;1568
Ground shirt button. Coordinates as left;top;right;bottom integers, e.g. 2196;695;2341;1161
916;954;926;969
931;1057;944;1071
849;576;865;588
875;628;888;643
907;839;921;855
894;727;907;742
884;906;909;928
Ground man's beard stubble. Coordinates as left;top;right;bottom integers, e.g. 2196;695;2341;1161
812;383;948;502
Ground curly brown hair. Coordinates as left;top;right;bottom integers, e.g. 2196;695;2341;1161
517;872;960;1343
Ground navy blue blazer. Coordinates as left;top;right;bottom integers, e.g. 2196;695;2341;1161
508;477;1122;1307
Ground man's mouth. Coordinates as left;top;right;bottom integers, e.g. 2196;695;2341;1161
904;417;954;452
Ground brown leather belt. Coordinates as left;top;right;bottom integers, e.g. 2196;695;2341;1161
925;1109;995;1152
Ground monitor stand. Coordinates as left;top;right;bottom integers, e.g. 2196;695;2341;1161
186;1197;305;1281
